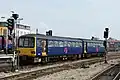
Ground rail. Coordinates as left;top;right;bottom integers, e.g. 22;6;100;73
91;64;120;80
113;71;120;80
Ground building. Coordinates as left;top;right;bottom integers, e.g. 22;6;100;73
0;21;31;37
16;24;31;37
0;22;8;36
16;24;31;36
108;37;120;51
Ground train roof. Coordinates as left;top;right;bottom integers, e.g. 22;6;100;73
81;38;104;42
19;34;81;41
19;33;104;42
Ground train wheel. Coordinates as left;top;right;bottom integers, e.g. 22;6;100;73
41;57;48;64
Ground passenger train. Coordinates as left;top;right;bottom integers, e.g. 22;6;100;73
17;34;105;63
0;22;13;54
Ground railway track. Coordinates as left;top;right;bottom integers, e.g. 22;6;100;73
0;52;120;80
13;52;120;72
0;58;102;80
0;53;120;80
90;63;120;80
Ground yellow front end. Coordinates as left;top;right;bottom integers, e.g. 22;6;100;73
18;37;36;57
18;48;36;57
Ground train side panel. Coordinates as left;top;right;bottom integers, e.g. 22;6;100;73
87;46;97;53
47;40;83;56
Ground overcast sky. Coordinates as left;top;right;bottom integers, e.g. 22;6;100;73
0;0;120;39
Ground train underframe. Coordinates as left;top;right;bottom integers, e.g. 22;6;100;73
19;52;104;65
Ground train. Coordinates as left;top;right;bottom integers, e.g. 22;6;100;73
17;33;105;63
0;22;13;54
0;36;13;54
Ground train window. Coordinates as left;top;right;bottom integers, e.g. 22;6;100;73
90;42;95;47
87;43;90;46
88;42;92;46
37;39;42;47
100;43;104;47
19;38;24;47
77;42;82;47
93;43;96;47
54;41;59;47
84;42;86;50
59;41;64;47
68;42;72;47
71;42;76;47
29;38;34;47
48;40;54;47
76;42;79;47
41;40;46;52
64;41;68;47
24;38;29;47
0;22;8;27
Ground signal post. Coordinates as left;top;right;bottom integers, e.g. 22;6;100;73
103;28;109;63
7;13;19;72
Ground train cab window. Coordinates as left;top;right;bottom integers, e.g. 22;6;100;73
48;41;54;47
59;41;64;47
24;38;29;47
18;37;35;48
29;38;34;47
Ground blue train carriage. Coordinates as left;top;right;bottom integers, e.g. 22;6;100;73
18;34;83;63
46;35;83;62
81;39;105;58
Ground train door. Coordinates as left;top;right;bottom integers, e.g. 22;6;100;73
84;41;87;58
37;38;46;56
41;39;47;56
84;42;87;53
41;39;49;63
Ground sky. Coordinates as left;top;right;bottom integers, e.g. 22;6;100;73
0;0;120;39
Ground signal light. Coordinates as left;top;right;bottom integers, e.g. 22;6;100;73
104;28;109;38
105;28;109;32
104;31;108;38
12;14;19;20
7;18;14;35
7;19;14;30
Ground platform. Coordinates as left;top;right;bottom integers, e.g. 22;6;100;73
0;54;14;59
